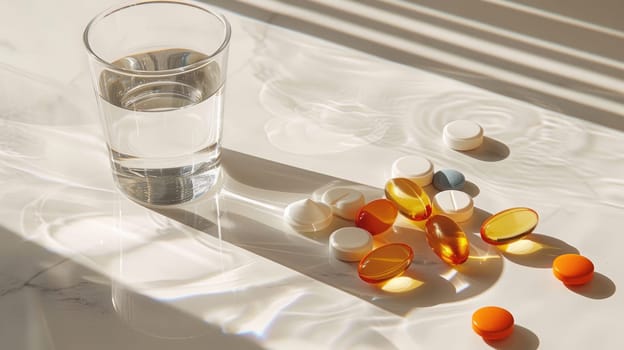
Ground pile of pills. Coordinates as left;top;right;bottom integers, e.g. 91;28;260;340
283;120;596;342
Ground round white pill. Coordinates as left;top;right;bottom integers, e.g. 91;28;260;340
284;198;333;232
443;120;484;151
433;190;474;222
391;155;434;187
321;187;366;220
329;227;373;262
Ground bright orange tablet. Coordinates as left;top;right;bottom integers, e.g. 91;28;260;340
472;306;514;341
355;199;398;235
552;254;594;286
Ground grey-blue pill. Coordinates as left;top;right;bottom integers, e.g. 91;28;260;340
433;169;465;191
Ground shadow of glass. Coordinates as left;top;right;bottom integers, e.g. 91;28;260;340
461;137;510;162
499;233;580;268
222;149;339;193
566;272;616;299
485;325;540;350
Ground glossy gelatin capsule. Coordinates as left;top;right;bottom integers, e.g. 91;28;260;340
472;306;515;341
480;207;539;245
355;199;398;235
425;215;470;264
358;243;413;284
552;254;594;286
384;178;432;221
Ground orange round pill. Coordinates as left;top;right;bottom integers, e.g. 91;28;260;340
355;199;398;235
552;254;594;286
472;306;514;341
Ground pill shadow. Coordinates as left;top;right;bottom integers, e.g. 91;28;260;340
374;220;503;310
498;233;580;268
484;325;539;350
460;207;492;236
462;181;480;198
566;273;616;300
461;137;510;162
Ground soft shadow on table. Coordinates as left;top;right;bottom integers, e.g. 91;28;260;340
203;0;624;131
157;150;503;316
485;325;540;350
498;233;579;268
566;273;616;299
493;233;616;299
460;137;510;162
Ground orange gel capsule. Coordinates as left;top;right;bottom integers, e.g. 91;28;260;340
552;254;594;286
480;207;538;245
358;243;413;284
425;215;470;265
472;306;515;341
384;178;432;221
355;199;398;235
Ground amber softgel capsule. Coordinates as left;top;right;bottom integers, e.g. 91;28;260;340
358;243;413;284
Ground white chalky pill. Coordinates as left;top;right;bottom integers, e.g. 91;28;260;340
329;227;373;262
433;190;474;222
284;198;333;232
443;120;484;151
391;155;434;187
321;187;366;220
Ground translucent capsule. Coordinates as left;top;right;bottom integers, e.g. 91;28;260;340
480;207;539;245
355;199;398;235
384;178;432;221
425;215;470;264
358;243;414;284
472;306;515;341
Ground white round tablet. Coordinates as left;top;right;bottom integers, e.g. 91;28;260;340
329;227;373;262
284;198;333;232
443;120;484;151
321;187;366;220
391;155;434;187
433;190;474;222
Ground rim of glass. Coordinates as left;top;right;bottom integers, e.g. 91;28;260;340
83;0;231;76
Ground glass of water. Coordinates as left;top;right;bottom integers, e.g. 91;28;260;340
83;0;230;205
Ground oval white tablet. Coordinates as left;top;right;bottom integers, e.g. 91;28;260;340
391;155;434;187
329;227;373;262
443;120;484;151
284;198;333;232
433;190;474;222
321;187;366;220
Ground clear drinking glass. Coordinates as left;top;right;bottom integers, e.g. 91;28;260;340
83;0;230;205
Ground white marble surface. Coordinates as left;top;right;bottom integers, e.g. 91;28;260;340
1;0;623;349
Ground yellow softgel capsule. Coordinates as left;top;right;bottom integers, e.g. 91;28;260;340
384;178;432;221
480;207;539;245
425;215;470;264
